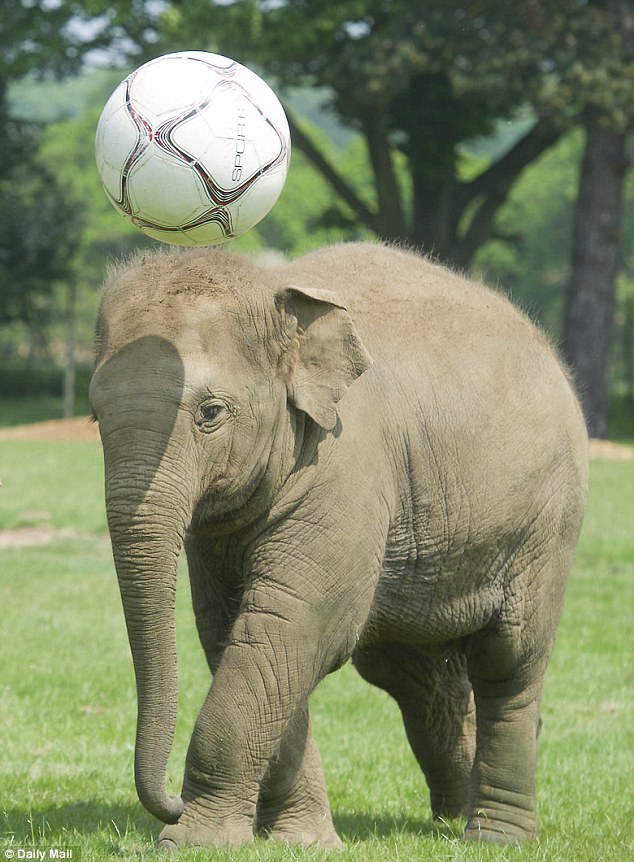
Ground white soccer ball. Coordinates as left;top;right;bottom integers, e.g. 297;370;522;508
95;51;291;246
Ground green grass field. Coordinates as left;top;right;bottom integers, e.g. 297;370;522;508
1;439;633;861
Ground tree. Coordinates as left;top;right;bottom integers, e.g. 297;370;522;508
561;2;634;438
564;123;628;437
154;0;634;436
473;1;634;437
0;0;162;330
473;129;584;335
5;2;633;434
155;0;568;265
1;1;167;418
0;155;80;331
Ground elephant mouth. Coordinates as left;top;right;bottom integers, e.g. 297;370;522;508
189;471;271;534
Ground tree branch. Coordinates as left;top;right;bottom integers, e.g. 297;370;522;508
462;117;564;206
458;116;563;212
285;110;380;232
453;116;566;266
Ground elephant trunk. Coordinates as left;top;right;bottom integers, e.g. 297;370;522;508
106;464;190;825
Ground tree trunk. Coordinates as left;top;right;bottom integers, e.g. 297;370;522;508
287;111;562;267
63;278;76;420
563;121;628;439
624;294;634;400
360;109;407;240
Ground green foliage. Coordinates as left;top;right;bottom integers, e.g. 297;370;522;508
0;0;164;84
0;91;83;343
1;1;634;429
474;129;584;335
0;0;166;353
0;360;93;426
607;394;634;443
151;1;634;259
0;360;92;399
1;1;106;80
0;154;82;328
0;441;633;860
0;0;146;342
471;124;634;430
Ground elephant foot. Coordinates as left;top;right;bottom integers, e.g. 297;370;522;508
432;805;467;822
463;815;535;845
265;822;343;850
258;810;342;850
258;794;341;849
157;819;254;850
430;788;468;821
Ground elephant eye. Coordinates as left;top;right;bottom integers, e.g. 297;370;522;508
195;400;228;431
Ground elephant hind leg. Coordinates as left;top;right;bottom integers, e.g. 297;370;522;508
463;635;545;844
353;642;475;820
463;534;576;845
256;704;342;848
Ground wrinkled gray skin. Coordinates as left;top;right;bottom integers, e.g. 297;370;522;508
89;243;588;850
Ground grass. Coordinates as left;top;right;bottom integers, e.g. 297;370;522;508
1;440;633;860
0;441;105;533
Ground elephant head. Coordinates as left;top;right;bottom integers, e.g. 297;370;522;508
89;249;371;823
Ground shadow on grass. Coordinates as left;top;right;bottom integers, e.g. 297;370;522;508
2;801;156;843
333;809;463;842
3;802;463;848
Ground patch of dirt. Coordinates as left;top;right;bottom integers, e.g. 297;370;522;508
0;526;86;550
588;439;634;461
1;417;631;458
0;416;100;441
0;419;632;551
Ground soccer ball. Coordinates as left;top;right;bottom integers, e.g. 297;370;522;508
95;51;291;246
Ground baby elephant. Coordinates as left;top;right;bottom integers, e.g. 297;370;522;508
90;242;587;849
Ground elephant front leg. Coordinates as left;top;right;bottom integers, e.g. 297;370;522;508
256;704;342;848
158;606;337;850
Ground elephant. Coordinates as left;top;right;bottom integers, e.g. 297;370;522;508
89;241;588;850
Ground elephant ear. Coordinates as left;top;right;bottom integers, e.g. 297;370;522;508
276;285;373;430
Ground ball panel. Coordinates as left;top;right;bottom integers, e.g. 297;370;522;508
196;88;288;184
126;148;211;226
229;166;289;235
131;55;215;120
233;63;291;133
251;114;290;170
96;89;144;203
95;80;127;130
141;211;235;246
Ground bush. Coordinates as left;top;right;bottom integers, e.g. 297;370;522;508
0;359;92;424
0;359;92;399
